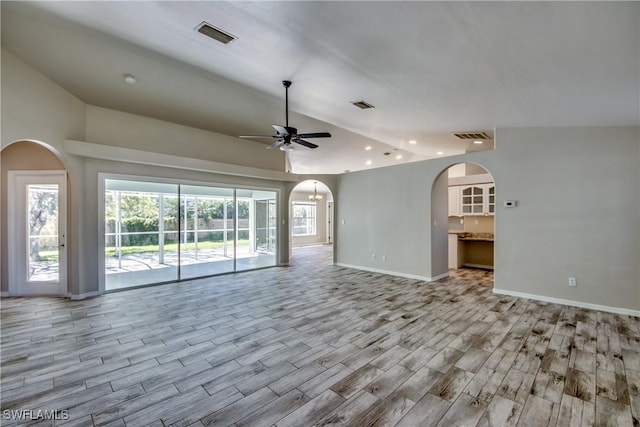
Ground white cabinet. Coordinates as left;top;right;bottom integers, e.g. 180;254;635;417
452;184;495;216
460;185;484;215
486;185;495;214
448;186;461;216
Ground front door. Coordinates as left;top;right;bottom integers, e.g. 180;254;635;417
8;171;67;296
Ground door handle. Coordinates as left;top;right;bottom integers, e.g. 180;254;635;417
60;244;65;247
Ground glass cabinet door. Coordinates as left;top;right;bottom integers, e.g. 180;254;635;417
487;186;495;213
461;186;485;214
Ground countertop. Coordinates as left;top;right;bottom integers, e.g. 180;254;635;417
449;232;494;242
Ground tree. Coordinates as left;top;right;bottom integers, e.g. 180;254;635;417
29;187;58;261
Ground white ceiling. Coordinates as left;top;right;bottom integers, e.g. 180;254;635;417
2;1;638;174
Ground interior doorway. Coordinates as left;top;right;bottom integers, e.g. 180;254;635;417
289;180;334;264
8;171;68;296
431;162;496;281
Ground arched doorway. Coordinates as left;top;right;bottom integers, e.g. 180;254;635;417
288;180;334;265
431;162;496;284
1;140;69;296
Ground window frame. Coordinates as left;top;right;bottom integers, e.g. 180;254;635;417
291;202;317;236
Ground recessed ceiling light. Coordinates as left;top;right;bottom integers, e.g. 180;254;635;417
365;146;372;151
409;140;417;145
366;160;372;165
473;140;484;145
436;151;444;155
395;154;403;160
123;73;136;84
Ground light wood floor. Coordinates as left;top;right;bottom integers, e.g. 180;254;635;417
1;245;639;427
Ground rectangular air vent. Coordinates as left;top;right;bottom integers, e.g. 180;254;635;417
351;100;375;110
453;132;491;140
195;22;237;44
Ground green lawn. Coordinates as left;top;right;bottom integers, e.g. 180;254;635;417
36;240;250;260
105;239;249;257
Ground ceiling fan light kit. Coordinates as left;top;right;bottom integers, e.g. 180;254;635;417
240;80;331;151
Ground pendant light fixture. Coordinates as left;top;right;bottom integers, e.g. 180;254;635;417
309;182;323;201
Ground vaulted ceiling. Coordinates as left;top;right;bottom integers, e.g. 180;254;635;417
2;1;638;174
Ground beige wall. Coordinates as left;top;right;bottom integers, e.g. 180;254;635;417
1;49;86;295
337;126;640;313
85;105;286;172
464;216;494;233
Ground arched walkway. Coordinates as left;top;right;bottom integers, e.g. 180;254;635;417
431;161;496;284
1;140;69;296
288;180;334;264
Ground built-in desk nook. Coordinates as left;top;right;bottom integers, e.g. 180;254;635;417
448;232;494;270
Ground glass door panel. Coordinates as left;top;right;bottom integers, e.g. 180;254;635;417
104;179;179;290
27;184;60;282
255;200;269;253
236;189;277;272
179;185;235;279
9;171;67;296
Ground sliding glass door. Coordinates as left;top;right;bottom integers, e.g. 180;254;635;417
104;178;278;290
236;189;277;272
104;180;179;290
179;185;235;280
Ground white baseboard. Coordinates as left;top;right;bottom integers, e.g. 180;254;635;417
429;272;450;281
335;263;433;282
69;291;100;300
493;288;640;317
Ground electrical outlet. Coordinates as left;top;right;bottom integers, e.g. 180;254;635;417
371;254;376;260
382;255;386;261
568;277;577;287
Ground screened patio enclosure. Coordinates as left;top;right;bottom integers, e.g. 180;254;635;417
104;179;277;290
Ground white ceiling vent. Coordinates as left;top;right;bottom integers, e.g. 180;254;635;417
195;22;237;44
452;132;491;140
351;100;375;110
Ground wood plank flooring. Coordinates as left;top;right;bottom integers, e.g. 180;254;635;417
1;245;639;426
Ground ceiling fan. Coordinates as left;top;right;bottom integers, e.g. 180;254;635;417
240;80;331;151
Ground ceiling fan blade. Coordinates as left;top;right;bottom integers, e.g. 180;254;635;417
267;139;284;149
296;132;331;139
295;139;319;149
272;124;290;136
239;135;279;139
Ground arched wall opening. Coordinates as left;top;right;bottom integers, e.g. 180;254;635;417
287;180;334;265
430;161;496;283
1;140;70;296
